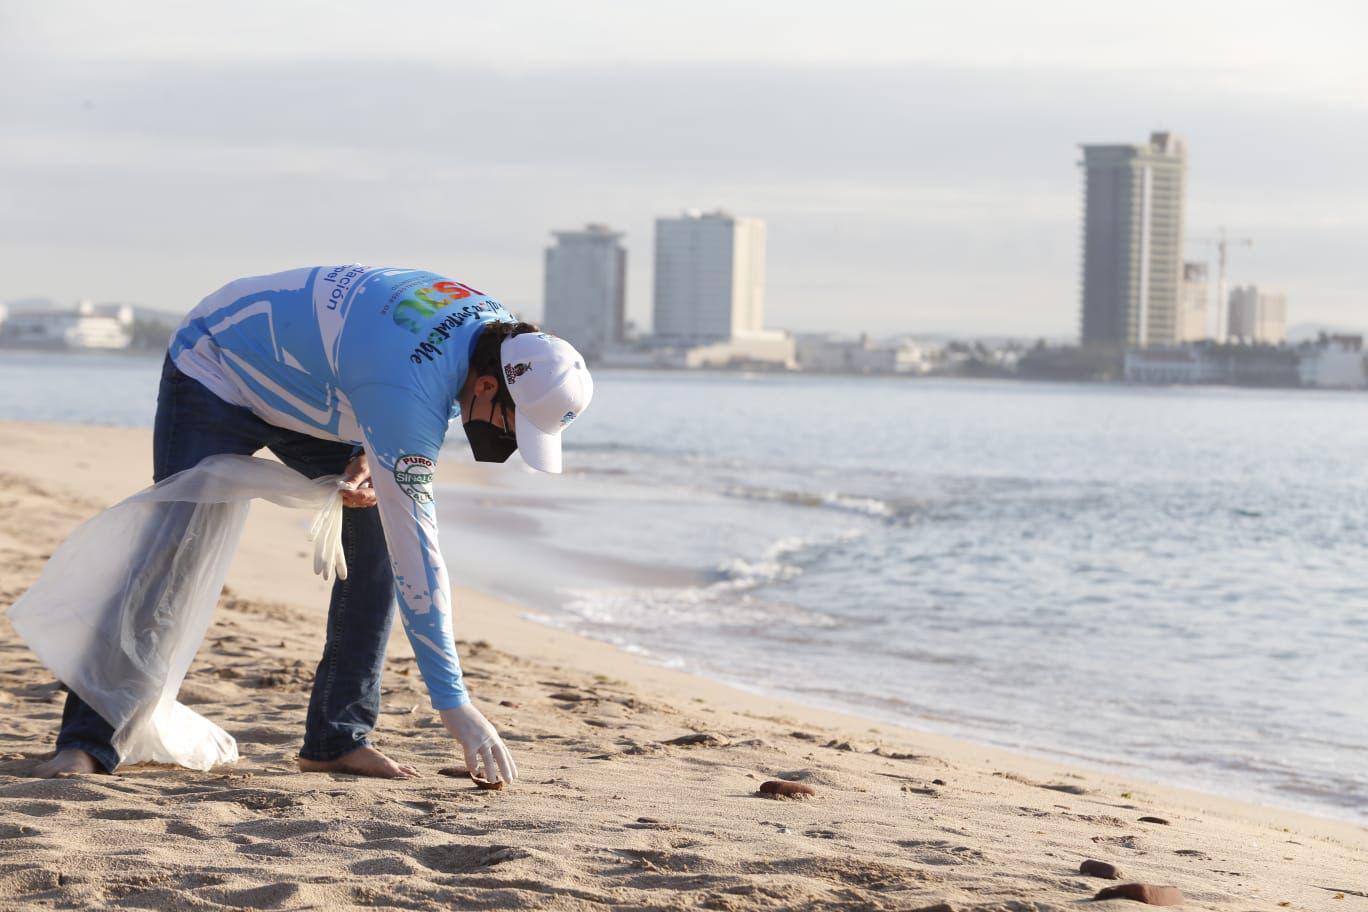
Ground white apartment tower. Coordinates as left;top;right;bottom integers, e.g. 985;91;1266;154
653;210;766;343
542;224;626;360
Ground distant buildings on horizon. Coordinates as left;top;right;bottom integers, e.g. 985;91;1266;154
1078;131;1288;352
2;144;1338;387
0;300;154;350
652;210;766;344
543;209;795;369
1080;131;1188;349
542;224;626;360
1226;285;1287;345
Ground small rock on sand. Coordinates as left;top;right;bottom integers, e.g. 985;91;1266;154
665;732;722;746
437;766;506;790
1137;816;1171;825
1093;883;1183;905
1080;859;1122;879
758;780;816;799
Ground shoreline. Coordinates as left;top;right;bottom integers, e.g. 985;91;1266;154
464;598;1368;839
434;465;1364;830
2;420;1366;910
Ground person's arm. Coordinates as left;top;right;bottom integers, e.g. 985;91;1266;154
350;384;517;783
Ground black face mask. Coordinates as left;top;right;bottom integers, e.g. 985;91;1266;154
463;396;518;463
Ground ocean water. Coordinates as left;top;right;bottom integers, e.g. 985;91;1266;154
3;350;1365;822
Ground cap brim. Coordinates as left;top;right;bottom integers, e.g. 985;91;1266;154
515;411;562;474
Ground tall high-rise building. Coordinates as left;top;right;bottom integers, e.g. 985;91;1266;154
652;210;766;343
1079;132;1187;348
1227;285;1287;344
1177;261;1209;342
542;224;626;360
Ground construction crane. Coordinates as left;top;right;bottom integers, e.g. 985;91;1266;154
1190;227;1253;341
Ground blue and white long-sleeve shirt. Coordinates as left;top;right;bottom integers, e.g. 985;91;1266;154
170;264;515;710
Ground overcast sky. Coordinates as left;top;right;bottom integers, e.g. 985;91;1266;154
2;1;1365;336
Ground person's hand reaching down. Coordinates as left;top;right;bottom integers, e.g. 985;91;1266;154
439;702;518;785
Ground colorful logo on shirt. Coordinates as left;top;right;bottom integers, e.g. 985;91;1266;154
394;454;435;504
393;281;484;333
503;361;532;385
560;410;576;426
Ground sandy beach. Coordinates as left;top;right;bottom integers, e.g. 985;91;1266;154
0;421;1364;911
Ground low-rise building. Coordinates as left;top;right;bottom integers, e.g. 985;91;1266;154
681;330;795;369
1124;346;1224;384
1125;342;1301;387
0;300;134;349
794;334;932;374
1298;334;1366;389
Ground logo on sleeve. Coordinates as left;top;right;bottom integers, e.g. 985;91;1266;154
394;454;435;504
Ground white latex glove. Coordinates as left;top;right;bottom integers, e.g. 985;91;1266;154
307;483;351;581
439;702;518;785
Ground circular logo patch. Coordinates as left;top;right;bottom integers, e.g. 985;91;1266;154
394;454;435;504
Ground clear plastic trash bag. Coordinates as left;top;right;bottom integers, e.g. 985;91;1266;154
7;454;350;771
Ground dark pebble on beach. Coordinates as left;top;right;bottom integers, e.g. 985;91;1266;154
1093;883;1183;905
471;777;505;791
437;766;506;790
1080;859;1122;879
665;732;722;746
758;780;816;799
1138;816;1171;825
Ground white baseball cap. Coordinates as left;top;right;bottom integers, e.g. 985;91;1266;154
499;332;593;474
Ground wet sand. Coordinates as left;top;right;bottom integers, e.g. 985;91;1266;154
0;421;1364;911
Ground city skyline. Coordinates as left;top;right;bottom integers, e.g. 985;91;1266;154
2;2;1365;337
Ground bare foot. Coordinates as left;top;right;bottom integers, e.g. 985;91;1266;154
297;745;418;779
32;749;101;779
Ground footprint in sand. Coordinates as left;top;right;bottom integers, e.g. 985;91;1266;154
1;799;64;817
236;841;299;858
350;855;427;876
164;819;214;839
897;838;987;866
416;843;533;874
90;806;165;821
0;867;62;897
231;818;333;840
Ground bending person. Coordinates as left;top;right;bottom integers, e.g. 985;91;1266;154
33;264;593;785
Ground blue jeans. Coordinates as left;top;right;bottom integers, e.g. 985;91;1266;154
56;357;397;771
